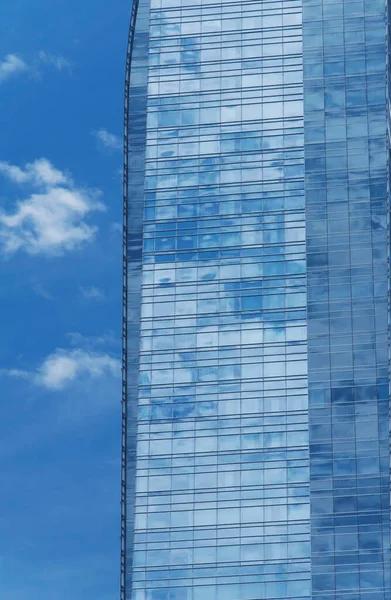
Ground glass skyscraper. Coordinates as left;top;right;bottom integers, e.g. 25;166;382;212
121;0;391;597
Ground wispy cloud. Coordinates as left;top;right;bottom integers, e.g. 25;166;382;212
0;368;30;380
92;129;121;151
1;348;121;391
0;158;104;256
110;221;122;235
32;282;54;300
0;54;27;83
0;52;71;84
80;286;105;300
36;51;71;72
67;331;120;350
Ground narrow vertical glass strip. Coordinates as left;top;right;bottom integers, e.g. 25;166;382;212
303;0;391;594
124;0;151;597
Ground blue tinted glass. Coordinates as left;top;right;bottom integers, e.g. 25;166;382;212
124;0;391;597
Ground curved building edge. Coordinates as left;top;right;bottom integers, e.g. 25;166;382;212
121;1;140;598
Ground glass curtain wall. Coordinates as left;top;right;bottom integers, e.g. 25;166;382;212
123;0;391;597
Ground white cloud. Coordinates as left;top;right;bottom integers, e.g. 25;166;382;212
0;348;120;391
0;158;68;186
35;348;121;390
0;54;27;83
92;128;121;151
80;286;105;300
0;158;104;256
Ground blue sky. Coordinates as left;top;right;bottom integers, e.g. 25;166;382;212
0;1;130;597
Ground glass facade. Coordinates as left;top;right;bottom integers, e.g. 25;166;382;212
123;0;391;597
